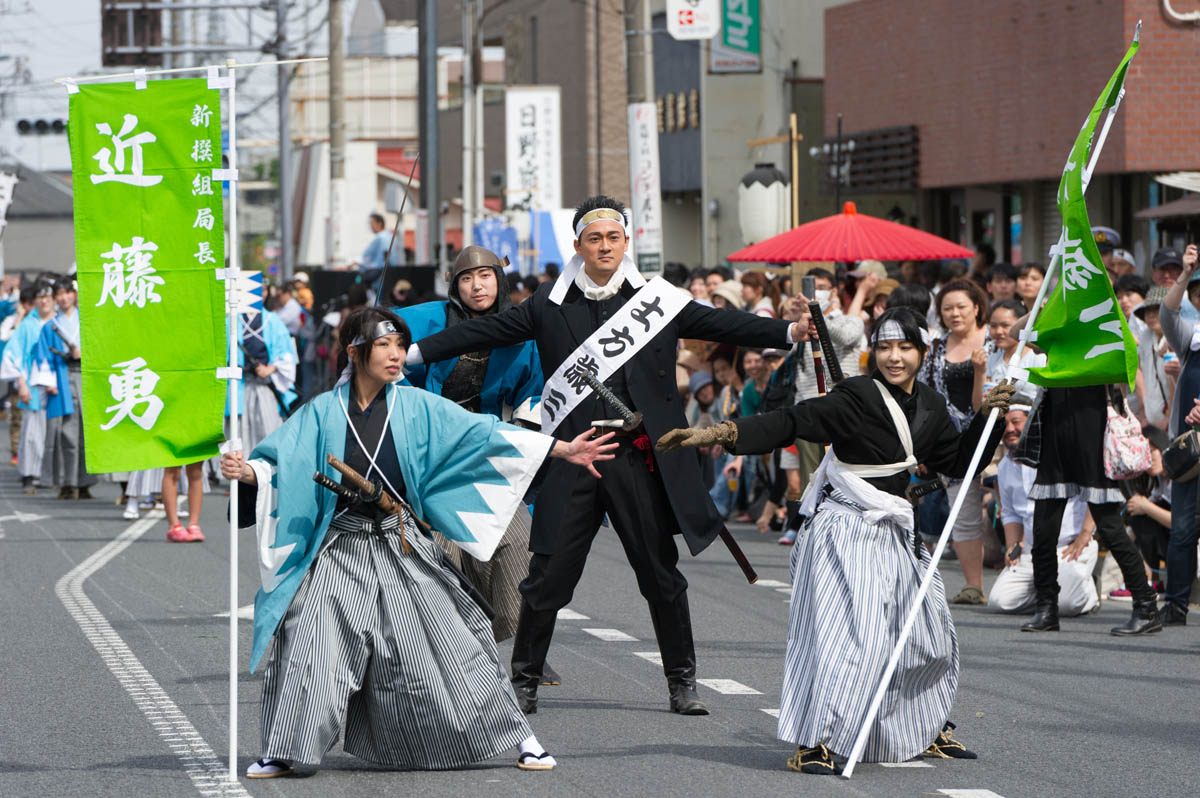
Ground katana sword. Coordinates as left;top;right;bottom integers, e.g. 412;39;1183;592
581;370;758;584
581;370;643;431
807;301;845;385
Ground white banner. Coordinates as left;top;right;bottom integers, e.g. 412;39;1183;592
540;277;689;434
667;0;721;40
627;103;664;275
0;172;17;236
505;86;562;213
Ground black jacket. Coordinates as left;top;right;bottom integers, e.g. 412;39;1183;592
415;278;793;555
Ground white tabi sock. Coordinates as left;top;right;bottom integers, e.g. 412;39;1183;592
519;735;556;767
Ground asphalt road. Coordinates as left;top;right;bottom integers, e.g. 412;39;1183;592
1;468;1197;798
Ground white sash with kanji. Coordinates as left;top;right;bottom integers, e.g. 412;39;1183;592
540;276;689;434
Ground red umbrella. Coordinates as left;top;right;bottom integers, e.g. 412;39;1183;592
727;201;975;263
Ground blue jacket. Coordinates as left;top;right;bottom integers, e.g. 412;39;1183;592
398;300;543;420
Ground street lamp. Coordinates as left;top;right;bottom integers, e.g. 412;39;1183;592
808;113;855;212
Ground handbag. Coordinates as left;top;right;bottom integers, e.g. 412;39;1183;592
1163;428;1200;482
1102;393;1152;480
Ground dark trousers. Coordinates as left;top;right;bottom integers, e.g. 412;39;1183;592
1164;478;1198;611
1033;499;1154;605
520;441;688;610
513;440;694;686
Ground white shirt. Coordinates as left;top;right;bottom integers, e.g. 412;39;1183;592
997;455;1085;551
575;267;624;301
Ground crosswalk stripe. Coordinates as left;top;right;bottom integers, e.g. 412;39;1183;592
634;651;663;665
697;678;761;695
557;608;589;620
761;708;780;717
754;579;790;588
582;627;638;642
881;761;934;768
935;791;1006;797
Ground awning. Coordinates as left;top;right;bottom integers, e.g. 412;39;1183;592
1135;194;1200;220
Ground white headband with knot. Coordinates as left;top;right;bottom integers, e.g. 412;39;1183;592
573;207;631;239
548;206;645;305
872;319;934;348
336;320;404;387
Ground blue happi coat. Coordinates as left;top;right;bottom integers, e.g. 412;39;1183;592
244;381;553;671
226;310;299;416
397;300;543;419
0;312;49;412
31;310;81;420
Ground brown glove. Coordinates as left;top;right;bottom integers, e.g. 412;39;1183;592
656;420;738;453
981;379;1018;415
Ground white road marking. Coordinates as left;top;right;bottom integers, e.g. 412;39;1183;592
56;512;250;797
936;791;1006;797
213;604;255;620
634;651;663;666
557;608;589;620
881;761;934;768
775;587;792;594
761;708;780;717
754;579;790;588
582;627;638;642
0;511;50;523
697;678;762;695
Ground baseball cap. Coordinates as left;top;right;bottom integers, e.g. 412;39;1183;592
1111;248;1136;268
1152;247;1183;271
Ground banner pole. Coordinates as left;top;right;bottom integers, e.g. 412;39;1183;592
224;59;241;784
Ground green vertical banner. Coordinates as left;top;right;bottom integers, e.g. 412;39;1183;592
1027;35;1140;389
68;79;227;472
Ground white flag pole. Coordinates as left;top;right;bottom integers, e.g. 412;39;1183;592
841;28;1137;772
222;59;241;784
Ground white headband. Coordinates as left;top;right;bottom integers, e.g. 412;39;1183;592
872;319;934;348
574;207;631;240
336;320;403;388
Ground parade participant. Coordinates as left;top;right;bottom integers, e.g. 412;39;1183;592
1;286;32;465
31;278;96;500
220;307;616;777
407;195;810;717
991;405;1099;616
658;307;1013;774
396;245;549;673
1;282;54;494
231;309;298;454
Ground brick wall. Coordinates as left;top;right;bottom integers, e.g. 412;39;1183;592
824;0;1200;188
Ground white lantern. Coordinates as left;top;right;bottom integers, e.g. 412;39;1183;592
738;162;789;246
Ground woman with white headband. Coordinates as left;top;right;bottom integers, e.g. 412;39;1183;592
219;306;617;779
659;306;1015;776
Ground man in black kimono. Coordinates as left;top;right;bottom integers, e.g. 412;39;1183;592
407;195;810;716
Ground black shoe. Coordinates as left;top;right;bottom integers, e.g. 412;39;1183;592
668;681;709;715
21;476;34;495
1111;600;1163;636
540;662;561;686
58;486;77;500
1160;603;1187;626
1020;600;1059;632
77;487;93;500
786;744;843;775
923;721;978;759
515;685;538;715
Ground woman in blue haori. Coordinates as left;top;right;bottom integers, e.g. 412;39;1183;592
220;307;615;778
0;282;55;494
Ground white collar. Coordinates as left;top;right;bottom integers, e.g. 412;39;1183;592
575;267;624;301
548;252;646;305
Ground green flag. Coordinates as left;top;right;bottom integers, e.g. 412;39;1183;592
69;79;228;472
1027;33;1140;389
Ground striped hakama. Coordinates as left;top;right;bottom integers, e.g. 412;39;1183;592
434;502;531;642
778;490;958;763
240;378;285;455
17;406;45;479
259;510;532;769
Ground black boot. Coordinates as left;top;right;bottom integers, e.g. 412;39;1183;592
1111;600;1163;636
21;476;34;495
1020;600;1059;632
510;600;558;715
1160;602;1188;626
648;594;709;716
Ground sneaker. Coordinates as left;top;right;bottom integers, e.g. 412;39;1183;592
186;524;205;542
166;523;192;543
778;529;797;546
9;456;16;466
1108;587;1133;601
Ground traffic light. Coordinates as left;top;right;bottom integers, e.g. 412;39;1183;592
15;119;66;135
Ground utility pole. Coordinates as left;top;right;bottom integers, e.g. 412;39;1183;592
276;0;294;280
625;0;663;273
418;0;440;271
328;0;346;269
461;0;475;248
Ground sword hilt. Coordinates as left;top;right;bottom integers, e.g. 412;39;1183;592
581;370;638;428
